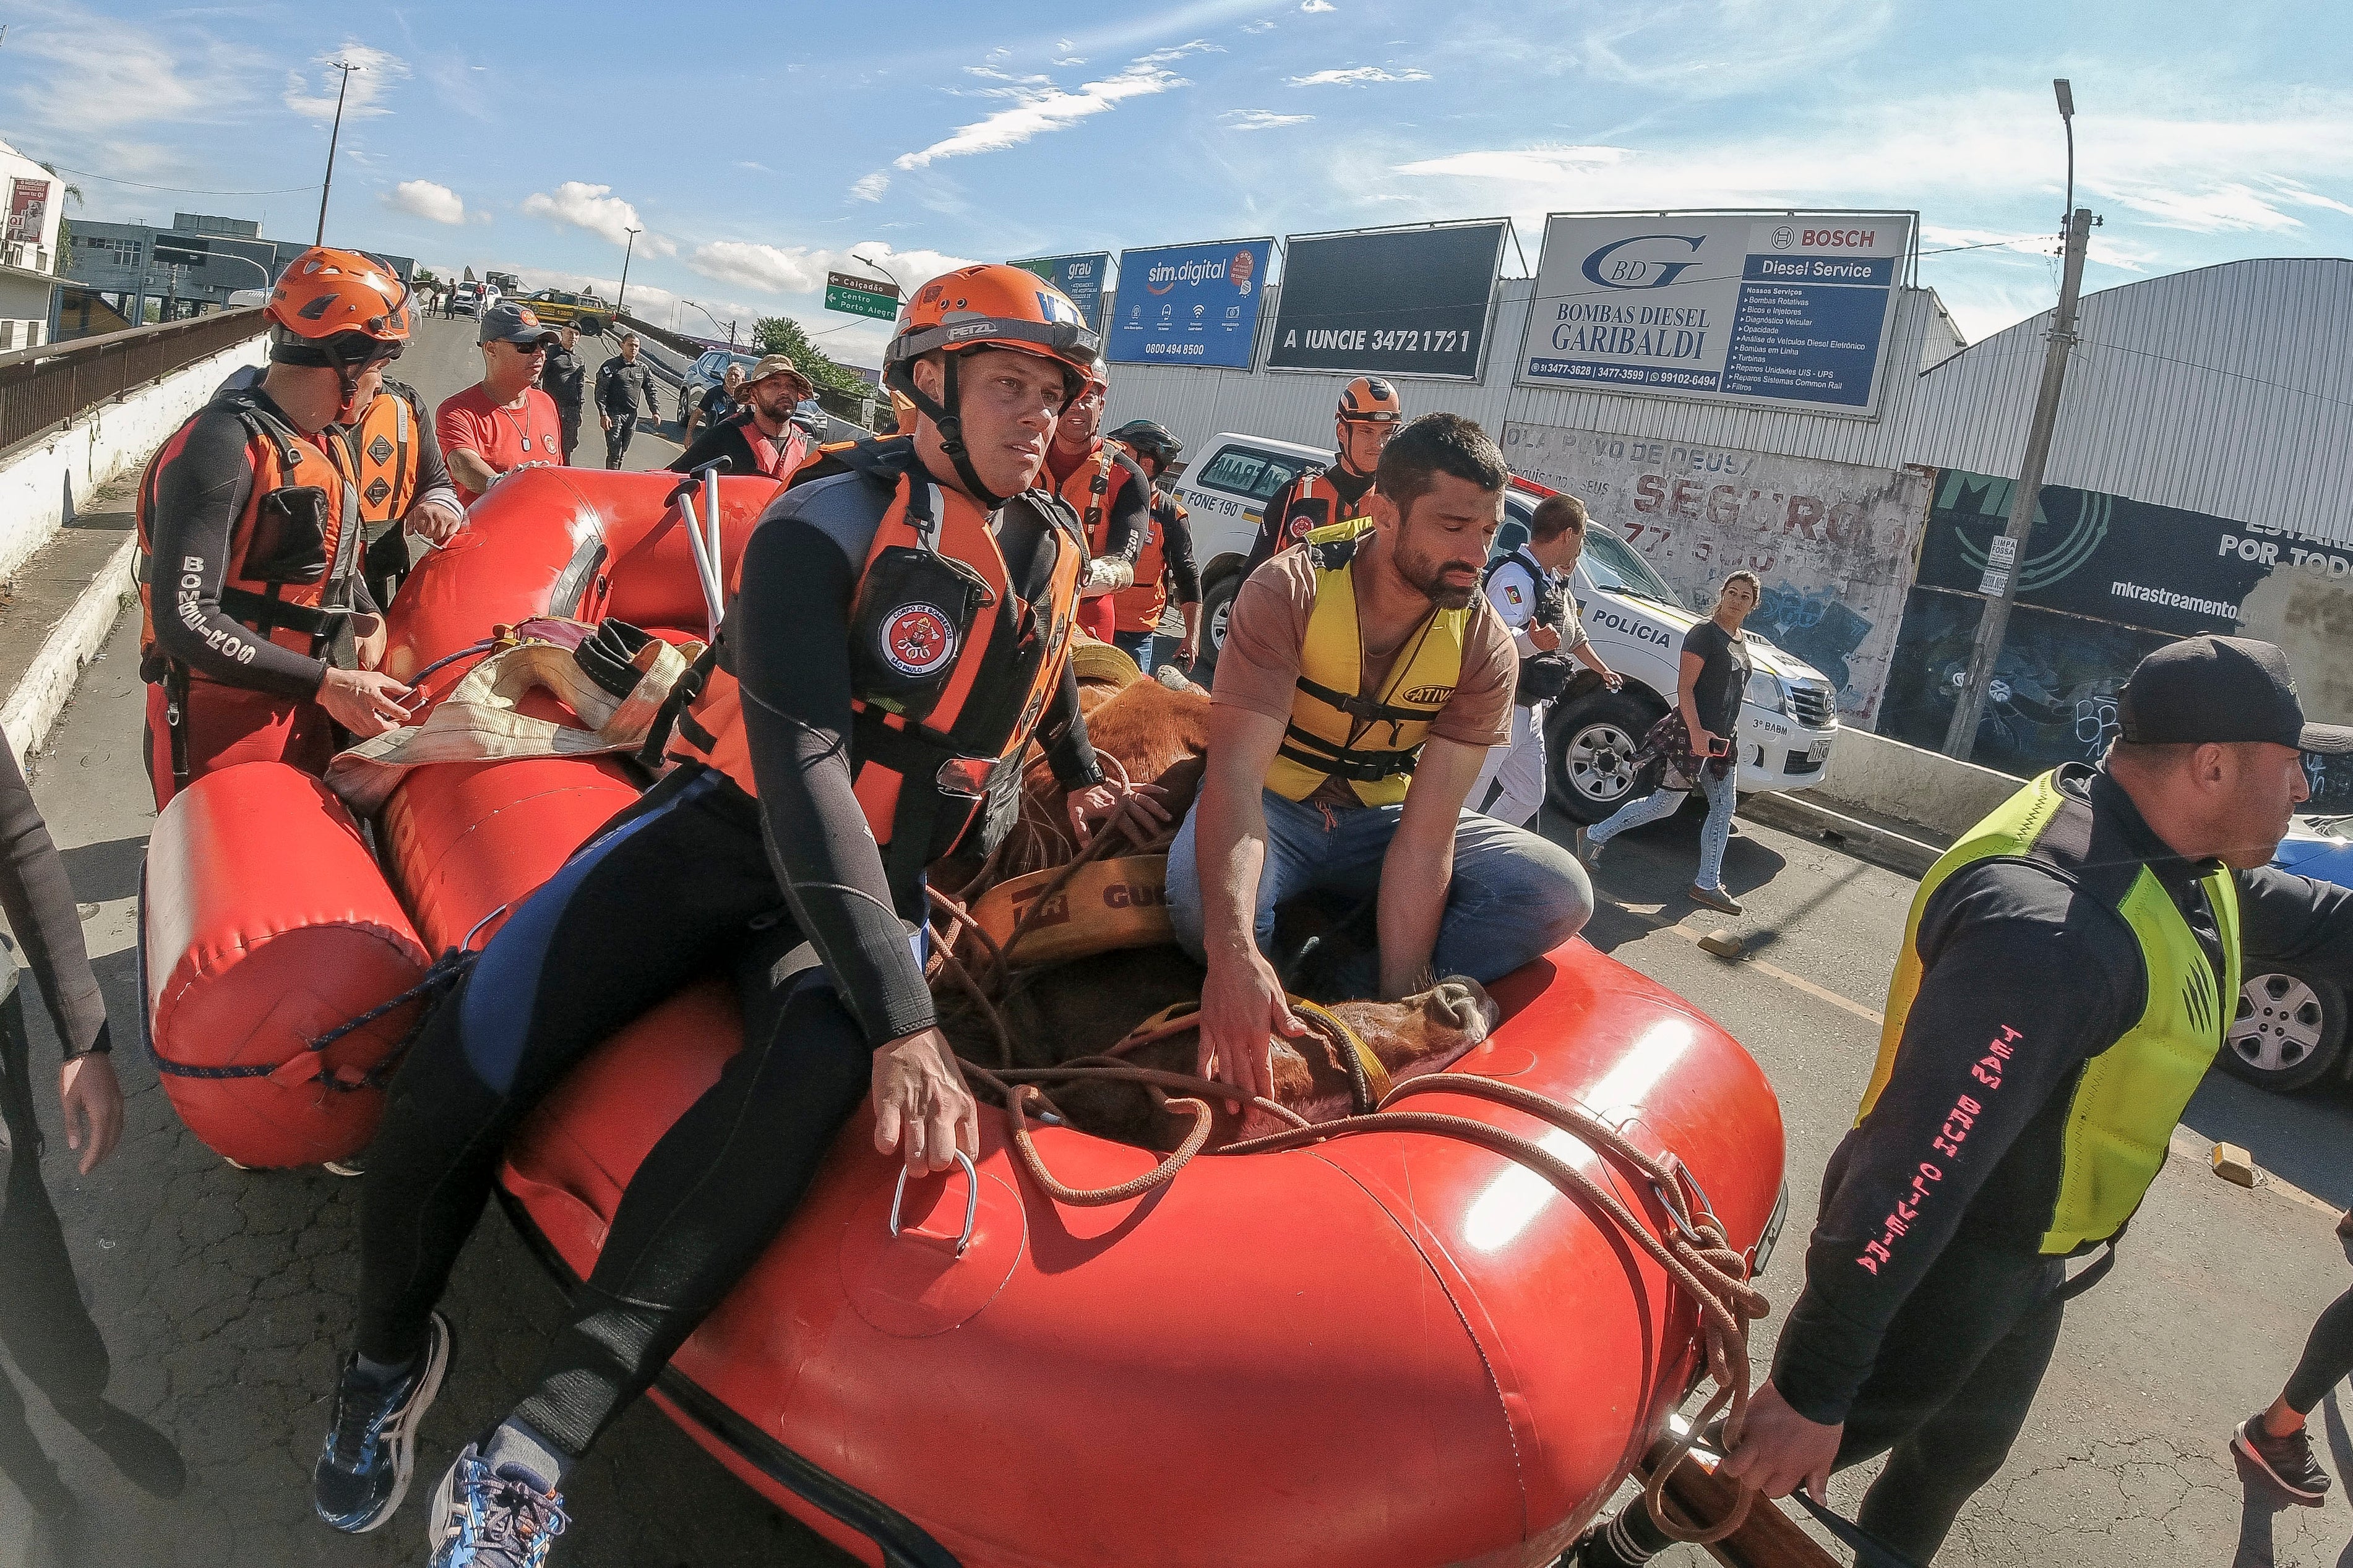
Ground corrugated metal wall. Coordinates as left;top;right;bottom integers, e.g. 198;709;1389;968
1104;257;2353;545
1101;279;1953;478
1904;257;2353;543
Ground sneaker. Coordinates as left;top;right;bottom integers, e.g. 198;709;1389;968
1573;827;1603;869
1688;883;1744;916
2235;1412;2331;1505
312;1311;452;1533
426;1444;569;1566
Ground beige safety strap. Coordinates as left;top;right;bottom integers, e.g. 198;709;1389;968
324;633;704;815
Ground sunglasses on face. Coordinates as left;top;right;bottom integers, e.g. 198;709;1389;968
504;340;549;355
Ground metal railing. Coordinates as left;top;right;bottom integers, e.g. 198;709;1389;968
0;307;265;458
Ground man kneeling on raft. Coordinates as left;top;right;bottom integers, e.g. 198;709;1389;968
1171;412;1595;1103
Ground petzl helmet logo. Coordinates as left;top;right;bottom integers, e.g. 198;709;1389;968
1580;234;1707;290
881;604;957;678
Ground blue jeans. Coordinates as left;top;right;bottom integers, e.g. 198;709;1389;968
1113;628;1157;675
1587;763;1738;892
1167;789;1593;995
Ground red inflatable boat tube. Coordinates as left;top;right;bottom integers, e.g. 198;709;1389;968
141;763;431;1168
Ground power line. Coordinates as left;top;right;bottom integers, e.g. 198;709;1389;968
1919;238;2045;258
2073;334;2353;416
38;162;319;197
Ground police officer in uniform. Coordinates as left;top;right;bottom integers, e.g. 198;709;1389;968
1471;491;1619;827
312;265;1163;1566
541;324;588;465
1721;636;2353;1563
594;332;663;468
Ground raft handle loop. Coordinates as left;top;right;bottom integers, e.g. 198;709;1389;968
888;1147;981;1257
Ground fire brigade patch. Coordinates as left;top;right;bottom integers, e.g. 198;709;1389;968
367;434;394;465
880;603;957;678
364;478;392;507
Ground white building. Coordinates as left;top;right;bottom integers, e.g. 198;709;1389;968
0;140;62;350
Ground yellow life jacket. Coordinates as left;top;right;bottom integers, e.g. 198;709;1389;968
1265;519;1468;807
1864;768;2240;1254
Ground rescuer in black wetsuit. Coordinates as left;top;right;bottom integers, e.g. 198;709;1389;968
311;265;1164;1567
1716;636;2353;1563
1239;374;1403;579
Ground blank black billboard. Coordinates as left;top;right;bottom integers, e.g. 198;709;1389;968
1266;221;1507;380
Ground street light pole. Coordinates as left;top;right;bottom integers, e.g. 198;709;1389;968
616;226;641;317
313;59;361;244
1944;79;2094;762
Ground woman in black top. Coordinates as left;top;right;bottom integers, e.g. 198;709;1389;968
1575;570;1759;914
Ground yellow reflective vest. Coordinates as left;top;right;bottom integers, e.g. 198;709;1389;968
1265;519;1468;808
1863;768;2239;1254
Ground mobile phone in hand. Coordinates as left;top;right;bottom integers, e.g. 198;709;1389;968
1707;734;1731;756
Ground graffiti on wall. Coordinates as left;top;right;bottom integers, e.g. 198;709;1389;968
1500;422;1932;725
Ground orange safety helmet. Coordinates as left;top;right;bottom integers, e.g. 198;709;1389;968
1336;374;1404;424
265;246;411;418
884;263;1101;505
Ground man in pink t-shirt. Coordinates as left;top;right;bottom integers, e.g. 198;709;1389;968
436;302;564;507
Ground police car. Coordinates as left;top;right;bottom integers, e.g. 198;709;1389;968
1168;432;1841;823
2228;816;2353;1094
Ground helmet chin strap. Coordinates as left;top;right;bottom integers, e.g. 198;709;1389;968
892;353;1008;511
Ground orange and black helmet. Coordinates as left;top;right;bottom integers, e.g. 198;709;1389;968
267;246;410;353
1336;374;1403;424
884;263;1101;504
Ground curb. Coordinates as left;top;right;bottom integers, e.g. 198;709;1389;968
1739;790;1945;878
0;534;136;763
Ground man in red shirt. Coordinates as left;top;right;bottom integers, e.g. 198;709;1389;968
435;303;564;507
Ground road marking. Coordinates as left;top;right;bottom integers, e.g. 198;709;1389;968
1660;922;1886;1027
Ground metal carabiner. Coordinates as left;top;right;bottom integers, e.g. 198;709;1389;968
887;1147;981;1258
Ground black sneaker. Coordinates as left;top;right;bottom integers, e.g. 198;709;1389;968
2235;1411;2331;1505
312;1312;452;1533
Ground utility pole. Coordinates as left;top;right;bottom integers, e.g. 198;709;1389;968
1943;82;2095;762
617;226;641;317
313;59;361;244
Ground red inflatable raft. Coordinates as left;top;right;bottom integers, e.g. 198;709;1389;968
140;467;1789;1567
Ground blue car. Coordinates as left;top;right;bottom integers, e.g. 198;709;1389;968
2227;816;2353;1092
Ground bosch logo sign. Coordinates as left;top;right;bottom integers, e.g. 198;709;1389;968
1802;229;1878;249
1580;234;1706;291
1771;225;1796;250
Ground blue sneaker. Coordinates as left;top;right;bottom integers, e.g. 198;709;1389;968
311;1311;452;1533
426;1443;569;1566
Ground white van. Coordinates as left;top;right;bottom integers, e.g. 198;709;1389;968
1169;431;1841;822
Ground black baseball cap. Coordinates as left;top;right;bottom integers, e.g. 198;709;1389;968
479;302;557;348
2119;635;2353;754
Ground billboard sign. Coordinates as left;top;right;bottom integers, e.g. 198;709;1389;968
1011;251;1112;332
1265;220;1507;380
5;179;49;247
1106;237;1274;369
1502;420;1932;724
1518;212;1914;417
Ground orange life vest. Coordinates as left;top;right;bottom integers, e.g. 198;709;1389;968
351;380;423;528
669;437;1085;888
1112;484;1184;635
135;390;368;680
1275;466;1377;552
1054;439;1136;559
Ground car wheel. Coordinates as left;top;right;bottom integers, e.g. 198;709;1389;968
1194;571;1239;684
1546;691;1664;824
2222;966;2346;1092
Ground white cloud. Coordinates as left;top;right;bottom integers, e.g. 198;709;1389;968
1223;109;1314;131
850;171;891;202
1053;56;1087;66
385;178;465;225
519;182;674;254
1562;0;1893;99
1287;66;1429;86
284;43;410;121
893;48;1204;170
1301;0;1337;11
687;241;979;299
1242;20;1278;32
10;12;262;134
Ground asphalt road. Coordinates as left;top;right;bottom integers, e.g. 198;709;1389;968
1;312;2349;1566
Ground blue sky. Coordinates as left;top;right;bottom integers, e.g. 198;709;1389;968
9;0;2353;367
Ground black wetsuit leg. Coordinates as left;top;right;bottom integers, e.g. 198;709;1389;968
356;763;869;1465
0;993;108;1501
2284;1286;2353;1415
1830;1238;2066;1562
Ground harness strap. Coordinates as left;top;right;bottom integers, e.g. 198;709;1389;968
1293;672;1431;728
1273;728;1419;783
217;586;348;638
